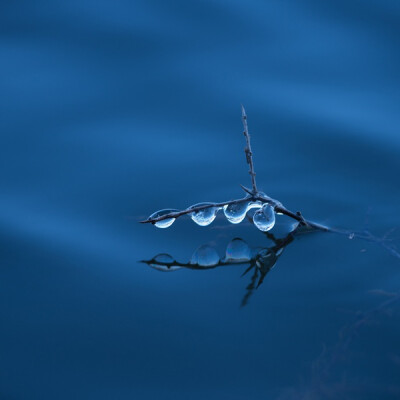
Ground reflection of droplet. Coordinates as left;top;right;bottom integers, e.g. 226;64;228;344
149;209;179;228
150;254;181;271
253;204;275;232
224;201;250;224
189;203;218;226
190;245;219;267
225;238;251;262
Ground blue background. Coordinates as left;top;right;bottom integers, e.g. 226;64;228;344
1;1;400;399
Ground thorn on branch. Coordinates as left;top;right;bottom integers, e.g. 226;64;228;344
240;184;255;196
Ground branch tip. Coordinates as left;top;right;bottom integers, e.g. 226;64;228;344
240;184;254;196
241;105;258;194
241;104;247;119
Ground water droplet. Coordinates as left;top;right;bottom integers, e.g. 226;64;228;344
247;201;263;210
154;254;174;263
224;201;250;224
225;238;252;262
253;204;275;232
189;203;218;226
190;245;219;267
149;254;181;272
149;209;179;228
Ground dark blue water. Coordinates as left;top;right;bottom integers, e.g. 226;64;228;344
1;1;400;399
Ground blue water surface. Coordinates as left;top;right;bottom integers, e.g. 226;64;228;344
1;1;400;399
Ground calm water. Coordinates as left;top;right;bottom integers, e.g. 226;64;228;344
1;1;400;399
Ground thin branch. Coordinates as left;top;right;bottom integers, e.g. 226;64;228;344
140;106;399;260
142;256;249;270
241;105;258;193
140;189;332;229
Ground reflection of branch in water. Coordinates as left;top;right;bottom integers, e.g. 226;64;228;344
142;223;320;306
240;230;297;306
142;218;400;307
277;291;400;400
140;106;400;266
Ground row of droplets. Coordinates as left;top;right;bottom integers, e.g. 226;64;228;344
149;196;276;232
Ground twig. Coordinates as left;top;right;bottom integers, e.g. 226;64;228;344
140;105;399;256
139;192;328;228
241;105;258;194
141;106;320;227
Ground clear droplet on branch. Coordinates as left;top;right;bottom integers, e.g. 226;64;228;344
225;238;252;262
247;201;263;210
190;245;219;267
154;254;174;263
150;254;181;271
149;209;179;228
253;204;275;232
249;193;271;211
189;203;218;226
224;201;250;224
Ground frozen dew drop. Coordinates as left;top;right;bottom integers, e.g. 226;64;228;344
247;201;263;211
149;209;179;228
189;203;218;226
223;201;251;224
248;192;266;211
150;254;181;272
253;204;276;232
225;238;252;262
154;254;174;263
190;245;219;267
